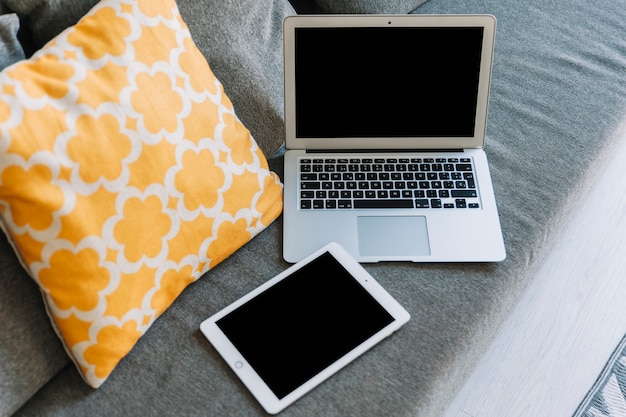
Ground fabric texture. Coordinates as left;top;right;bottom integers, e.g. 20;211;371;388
0;13;24;70
175;0;288;157
1;0;100;49
0;232;68;417
313;0;428;13
0;0;287;157
0;0;283;388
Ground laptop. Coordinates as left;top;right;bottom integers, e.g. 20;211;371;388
282;14;506;263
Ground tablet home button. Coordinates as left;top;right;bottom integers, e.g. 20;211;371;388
234;361;244;369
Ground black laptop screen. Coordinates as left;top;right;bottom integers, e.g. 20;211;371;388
294;26;484;138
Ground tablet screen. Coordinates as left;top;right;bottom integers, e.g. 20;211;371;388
215;251;394;399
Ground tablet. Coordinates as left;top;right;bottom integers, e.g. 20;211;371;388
199;242;410;414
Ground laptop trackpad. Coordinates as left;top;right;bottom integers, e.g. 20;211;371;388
357;216;431;257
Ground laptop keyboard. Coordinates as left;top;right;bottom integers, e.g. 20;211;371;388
299;157;480;210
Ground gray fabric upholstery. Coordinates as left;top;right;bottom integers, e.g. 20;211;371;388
0;13;24;70
312;0;428;14
4;0;626;416
0;234;69;417
0;0;99;48
176;0;289;157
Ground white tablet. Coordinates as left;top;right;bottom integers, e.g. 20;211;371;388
200;242;410;414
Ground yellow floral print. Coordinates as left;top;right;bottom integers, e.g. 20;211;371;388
0;0;282;389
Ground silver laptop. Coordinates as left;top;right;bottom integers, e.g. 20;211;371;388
282;14;506;263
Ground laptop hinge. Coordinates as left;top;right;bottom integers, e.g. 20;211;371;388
305;149;465;154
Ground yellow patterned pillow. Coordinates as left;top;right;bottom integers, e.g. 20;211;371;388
0;0;282;388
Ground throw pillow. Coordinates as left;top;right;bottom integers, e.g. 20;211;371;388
0;0;283;388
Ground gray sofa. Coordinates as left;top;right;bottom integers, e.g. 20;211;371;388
1;0;625;416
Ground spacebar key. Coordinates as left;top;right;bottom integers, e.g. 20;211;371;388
354;199;414;209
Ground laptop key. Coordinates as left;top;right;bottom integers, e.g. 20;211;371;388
464;173;476;188
415;199;430;208
354;199;414;209
451;190;477;198
301;181;321;189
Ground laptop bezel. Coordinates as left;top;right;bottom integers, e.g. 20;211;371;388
283;14;496;151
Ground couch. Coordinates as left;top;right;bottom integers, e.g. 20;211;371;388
1;0;625;416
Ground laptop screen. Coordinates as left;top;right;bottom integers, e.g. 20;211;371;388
294;26;484;139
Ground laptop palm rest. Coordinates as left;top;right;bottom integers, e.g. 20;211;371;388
357;216;431;257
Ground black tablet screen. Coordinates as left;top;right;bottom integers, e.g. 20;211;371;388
216;251;394;399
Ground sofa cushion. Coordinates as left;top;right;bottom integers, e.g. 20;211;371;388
0;0;283;389
0;231;68;417
312;0;428;14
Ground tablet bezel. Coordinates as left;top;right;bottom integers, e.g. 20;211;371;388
199;242;410;414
